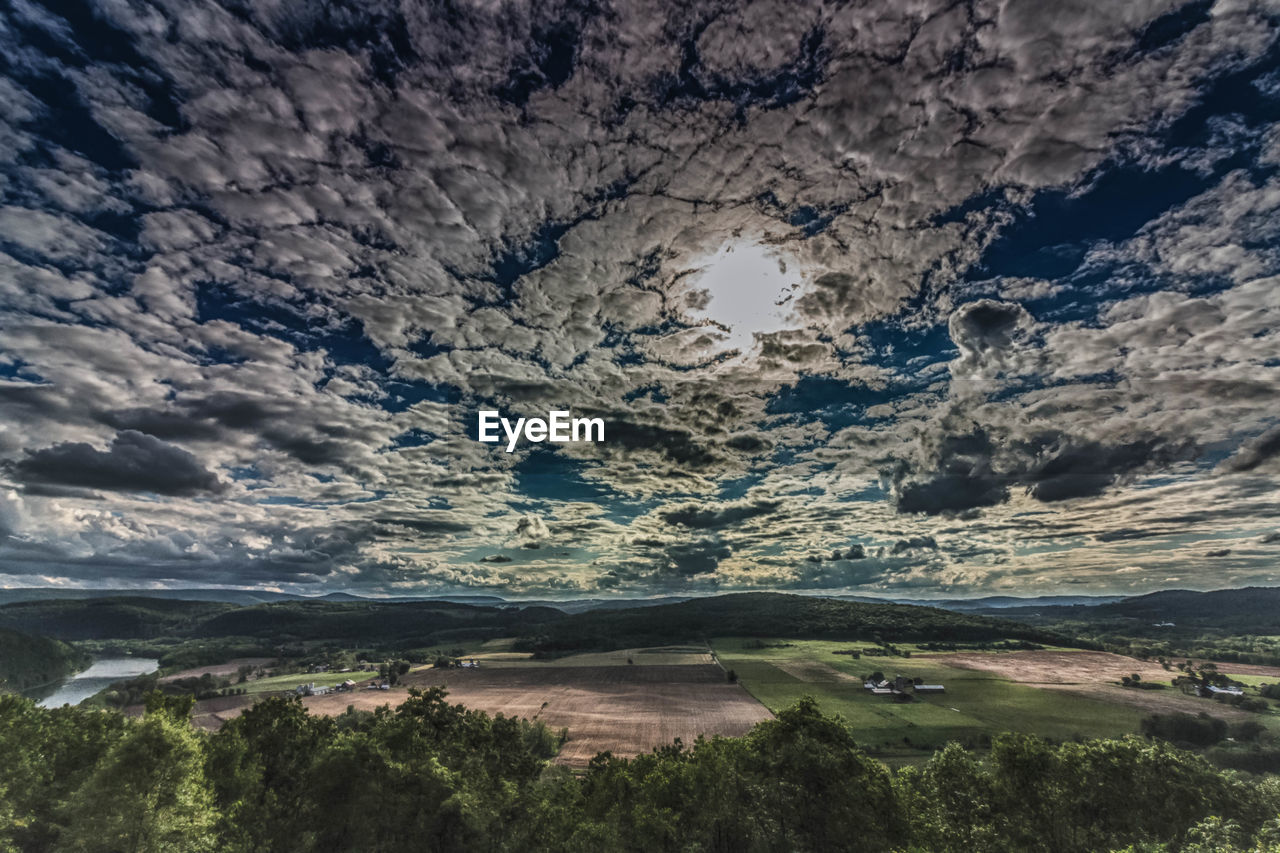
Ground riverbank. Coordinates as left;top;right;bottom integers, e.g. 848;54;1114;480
0;628;91;695
33;657;159;708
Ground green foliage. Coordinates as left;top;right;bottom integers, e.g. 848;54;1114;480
0;596;559;644
518;593;1071;655
0;694;128;852
60;713;217;853
1140;712;1229;747
901;732;1275;853
0;627;90;693
145;690;196;720
0;598;234;640
3;691;1279;852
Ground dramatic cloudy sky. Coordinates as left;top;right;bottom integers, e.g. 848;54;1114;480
2;0;1279;598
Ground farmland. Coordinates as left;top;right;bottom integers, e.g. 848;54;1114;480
183;647;770;764
711;638;1280;760
169;635;1280;764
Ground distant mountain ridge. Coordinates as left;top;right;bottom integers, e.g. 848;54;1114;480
0;586;1274;631
0;587;688;613
0;586;1131;610
0;591;1077;650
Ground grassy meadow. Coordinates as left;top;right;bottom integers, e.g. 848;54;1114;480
711;638;1146;757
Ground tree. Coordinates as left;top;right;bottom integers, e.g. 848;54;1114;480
60;713;216;853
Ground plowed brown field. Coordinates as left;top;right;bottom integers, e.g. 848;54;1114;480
187;663;773;766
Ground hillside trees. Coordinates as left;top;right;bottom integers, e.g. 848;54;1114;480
1;689;1279;852
60;708;216;853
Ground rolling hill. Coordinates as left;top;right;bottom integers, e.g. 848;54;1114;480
516;592;1077;653
0;627;91;693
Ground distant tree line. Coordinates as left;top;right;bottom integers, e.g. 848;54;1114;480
515;593;1077;656
2;691;1278;853
0;627;90;693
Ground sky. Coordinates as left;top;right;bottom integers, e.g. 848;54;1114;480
1;0;1279;599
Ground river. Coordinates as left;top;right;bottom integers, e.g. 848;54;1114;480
35;657;160;708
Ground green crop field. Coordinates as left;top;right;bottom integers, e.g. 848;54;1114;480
470;645;715;668
712;638;1145;758
1220;673;1279;687
241;669;378;694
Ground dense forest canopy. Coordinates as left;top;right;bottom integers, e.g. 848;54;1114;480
516;592;1077;653
0;593;1074;654
0;690;1276;853
0;627;90;693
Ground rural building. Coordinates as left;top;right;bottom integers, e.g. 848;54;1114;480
864;678;946;695
1205;685;1244;697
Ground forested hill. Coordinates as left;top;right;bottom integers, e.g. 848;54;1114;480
0;628;90;693
978;586;1280;633
1097;587;1280;628
0;592;1076;651
0;597;564;643
0;598;236;640
518;592;1077;652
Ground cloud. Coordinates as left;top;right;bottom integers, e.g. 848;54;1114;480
661;539;731;577
890;536;939;556
894;430;1009;515
659;497;781;529
1026;439;1188;503
13;430;225;497
0;0;1278;596
510;514;551;549
948;299;1035;378
1219;424;1280;474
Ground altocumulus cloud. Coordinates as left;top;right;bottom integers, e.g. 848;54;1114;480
0;0;1279;596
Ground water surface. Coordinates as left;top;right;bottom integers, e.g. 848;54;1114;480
35;657;159;708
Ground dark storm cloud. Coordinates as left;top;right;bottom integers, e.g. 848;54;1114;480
14;430;225;496
1219;424;1280;473
373;515;473;536
659;497;781;529
598;416;721;470
661;539;731;576
895;424;1196;516
894;430;1009;515
890;536;939;555
1026;439;1191;502
98;407;224;441
949;299;1034;360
